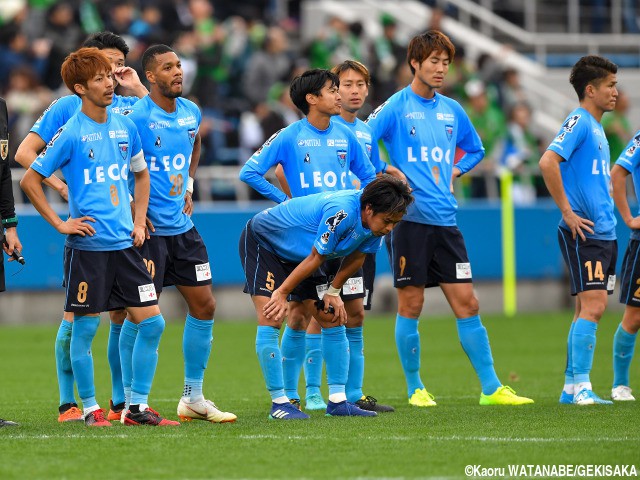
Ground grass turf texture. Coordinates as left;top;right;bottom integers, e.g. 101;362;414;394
0;312;638;479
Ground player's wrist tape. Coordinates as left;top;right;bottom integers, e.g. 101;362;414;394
187;176;194;194
2;216;18;228
325;285;341;296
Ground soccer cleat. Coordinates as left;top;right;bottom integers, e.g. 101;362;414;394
305;393;327;411
84;409;112;427
58;403;84;423
573;388;613;406
559;391;574;404
0;419;18;427
356;395;395;413
408;388;437;407
611;385;635;401
124;407;181;426
480;386;534;406
326;400;377;417
268;402;310;420
107;400;125;421
289;398;301;410
177;398;237;423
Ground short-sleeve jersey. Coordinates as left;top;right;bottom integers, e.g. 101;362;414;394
615;130;640;240
239;118;377;203
333;115;386;189
31;94;139;143
366;87;484;226
250;189;382;263
31;111;144;251
125;96;201;236
547;107;616;240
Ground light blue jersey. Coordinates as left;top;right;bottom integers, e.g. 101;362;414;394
239;118;377;203
31;94;139;143
31;111;144;251
548;107;616;240
366;87;484;226
250;190;382;263
125;95;201;236
615;130;640;240
333;115;386;189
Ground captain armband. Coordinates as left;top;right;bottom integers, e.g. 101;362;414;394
130;152;147;172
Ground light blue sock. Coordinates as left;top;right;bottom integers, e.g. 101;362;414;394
395;314;424;397
55;319;76;406
281;326;306;400
182;314;214;400
457;315;501;396
572;318;598;385
304;333;323;397
346;326;364;402
321;325;348;397
119;320;138;407
70;315;100;409
256;326;285;401
564;322;576;386
613;323;637;388
108;323;125;405
130;314;165;406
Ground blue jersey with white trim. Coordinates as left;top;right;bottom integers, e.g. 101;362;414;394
548;107;616;240
125;96;201;235
366;87;484;226
31;111;143;251
615;130;640;240
250;189;382;263
239;117;377;203
31;94;139;143
333;115;386;189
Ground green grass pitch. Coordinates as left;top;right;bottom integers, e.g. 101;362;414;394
0;311;638;479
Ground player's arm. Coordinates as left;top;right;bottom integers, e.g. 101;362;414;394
183;132;202;215
452;109;485;178
263;247;327;322
131;167;150;247
239;131;288;203
611;164;639;229
349;140;377;188
539;149;594;240
15;133;68;200
20;169;95;236
318;249;366;318
274;164;292;198
113;66;148;98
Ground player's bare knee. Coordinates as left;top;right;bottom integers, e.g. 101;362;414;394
109;309;127;325
346;308;364;328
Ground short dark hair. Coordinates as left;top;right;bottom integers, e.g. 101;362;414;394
569;55;618;101
331;60;370;85
407;30;455;75
289;69;339;115
142;44;175;73
360;176;413;217
83;31;129;57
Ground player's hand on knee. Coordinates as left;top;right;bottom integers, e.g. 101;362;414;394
324;296;347;326
131;224;147;247
58;216;96;236
264;289;288;321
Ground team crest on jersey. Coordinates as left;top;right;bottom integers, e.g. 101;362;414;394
365;143;372;158
155;136;161;148
445;125;453;141
188;128;196;146
304;152;310;163
337;149;347;168
88;149;94;159
0;140;7;161
320;232;330;244
118;141;129;160
562;115;581;132
326;210;348;232
409;126;416;136
120;108;133;116
625;133;640;157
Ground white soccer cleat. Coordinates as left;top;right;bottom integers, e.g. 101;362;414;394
611;385;635;401
177;398;237;423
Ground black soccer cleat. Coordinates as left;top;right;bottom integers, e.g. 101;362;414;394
355;395;395;413
123;407;180;426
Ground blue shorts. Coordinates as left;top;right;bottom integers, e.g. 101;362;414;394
63;247;158;313
239;221;324;301
140;227;212;294
385;220;472;288
558;227;617;296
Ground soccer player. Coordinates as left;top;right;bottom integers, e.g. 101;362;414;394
21;47;177;426
367;30;533;407
125;44;236;423
239;69;378;412
239;176;413;419
539;55;618;405
609;130;640;402
14;31;149;423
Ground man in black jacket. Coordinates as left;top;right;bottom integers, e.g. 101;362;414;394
0;96;21;426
